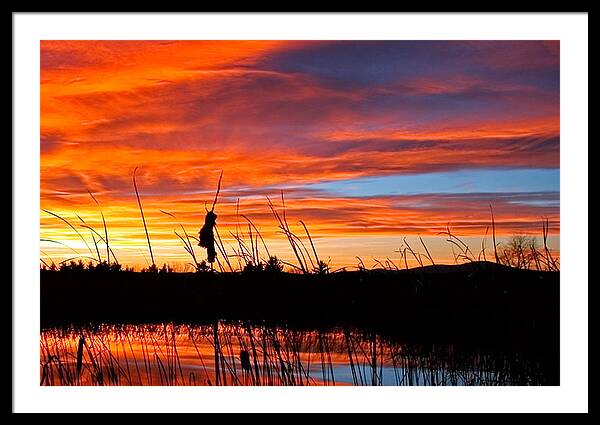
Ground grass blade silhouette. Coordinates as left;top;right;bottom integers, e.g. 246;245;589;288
42;210;96;259
133;167;155;267
490;204;500;264
88;190;111;265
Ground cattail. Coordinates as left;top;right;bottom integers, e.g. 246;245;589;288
240;349;251;372
198;171;223;264
199;210;218;263
76;335;85;381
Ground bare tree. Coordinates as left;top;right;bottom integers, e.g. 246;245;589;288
499;235;539;270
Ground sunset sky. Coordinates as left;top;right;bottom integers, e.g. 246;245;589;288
40;40;560;270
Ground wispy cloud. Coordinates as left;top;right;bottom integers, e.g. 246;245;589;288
40;41;560;268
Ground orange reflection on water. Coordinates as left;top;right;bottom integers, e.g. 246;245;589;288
40;322;551;386
40;323;357;386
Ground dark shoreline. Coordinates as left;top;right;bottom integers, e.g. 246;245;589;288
40;261;559;346
40;261;560;385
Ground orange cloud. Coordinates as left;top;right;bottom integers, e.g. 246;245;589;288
40;41;560;269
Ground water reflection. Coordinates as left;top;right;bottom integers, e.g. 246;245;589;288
40;322;552;386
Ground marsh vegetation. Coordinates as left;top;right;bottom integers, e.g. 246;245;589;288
41;322;556;386
39;172;560;386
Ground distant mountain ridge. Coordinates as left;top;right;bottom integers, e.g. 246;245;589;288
371;261;531;274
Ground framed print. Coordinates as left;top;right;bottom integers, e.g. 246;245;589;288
13;12;588;413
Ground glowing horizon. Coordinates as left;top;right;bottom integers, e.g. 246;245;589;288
40;40;560;270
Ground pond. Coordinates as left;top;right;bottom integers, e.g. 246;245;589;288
40;322;555;386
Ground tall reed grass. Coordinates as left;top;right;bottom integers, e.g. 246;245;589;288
41;170;559;273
